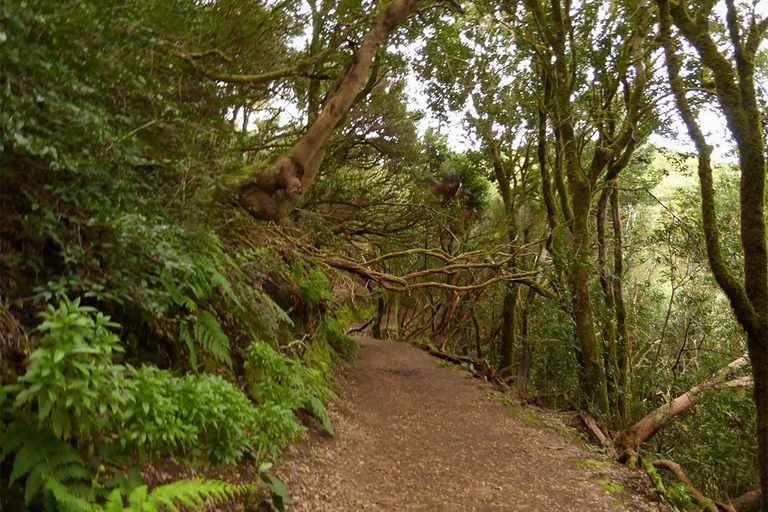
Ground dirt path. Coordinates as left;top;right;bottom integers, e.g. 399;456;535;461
275;336;665;511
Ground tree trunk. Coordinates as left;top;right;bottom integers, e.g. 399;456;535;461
611;186;630;425
237;0;424;220
597;187;619;418
570;178;610;416
372;293;385;339
656;3;768;506
499;285;519;371
517;304;530;397
751;331;768;512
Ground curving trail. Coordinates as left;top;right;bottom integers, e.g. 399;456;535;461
275;336;666;511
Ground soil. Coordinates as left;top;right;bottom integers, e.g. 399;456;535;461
273;336;669;511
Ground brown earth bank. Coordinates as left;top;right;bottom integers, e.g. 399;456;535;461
271;336;670;511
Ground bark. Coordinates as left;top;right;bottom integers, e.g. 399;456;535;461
570;176;610;415
499;286;519;371
517;303;531;398
237;0;424;220
372;293;385;339
597;187;619;415
615;354;750;451
471;304;483;360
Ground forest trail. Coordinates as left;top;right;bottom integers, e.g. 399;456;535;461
275;336;664;511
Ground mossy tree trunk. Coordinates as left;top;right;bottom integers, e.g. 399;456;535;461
657;1;768;508
521;0;649;416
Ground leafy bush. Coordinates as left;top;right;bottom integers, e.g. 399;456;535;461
175;373;264;464
244;341;334;442
9;297;131;443
5;299;313;466
118;366;198;458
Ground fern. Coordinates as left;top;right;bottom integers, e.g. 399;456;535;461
2;424;92;505
46;477;255;512
193;310;232;369
179;310;232;370
301;394;335;436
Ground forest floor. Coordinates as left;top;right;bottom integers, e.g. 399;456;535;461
273;336;670;511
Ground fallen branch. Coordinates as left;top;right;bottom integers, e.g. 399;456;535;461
346;317;374;335
651;459;734;512
426;348;507;388
731;488;762;512
615;354;749;451
561;393;614;454
581;413;614;453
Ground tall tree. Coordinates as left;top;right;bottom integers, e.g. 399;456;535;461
236;0;435;220
519;0;653;415
656;0;768;507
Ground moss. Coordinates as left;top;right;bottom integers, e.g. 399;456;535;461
570;458;608;469
505;407;542;425
642;459;666;494
611;498;627;507
596;480;624;494
491;396;514;406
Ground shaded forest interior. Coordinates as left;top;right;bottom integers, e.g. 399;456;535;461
1;0;767;511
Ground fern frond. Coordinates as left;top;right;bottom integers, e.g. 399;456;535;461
127;484;148;510
44;477;96;512
301;394;335;436
141;478;255;512
104;489;125;512
179;321;198;369
1;422;31;457
2;425;90;504
193;311;232;368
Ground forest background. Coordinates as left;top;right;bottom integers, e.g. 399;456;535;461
1;0;767;511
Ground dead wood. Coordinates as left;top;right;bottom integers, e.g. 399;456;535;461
651;459;734;512
615;354;749;452
731;488;762;512
426;348;508;388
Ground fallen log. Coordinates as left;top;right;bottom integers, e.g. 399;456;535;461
615;354;749;452
731;488;762;512
346;317;374;335
561;393;614;454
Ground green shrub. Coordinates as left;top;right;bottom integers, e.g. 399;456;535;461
118;366;198;458
5;299;309;466
10;297;132;443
